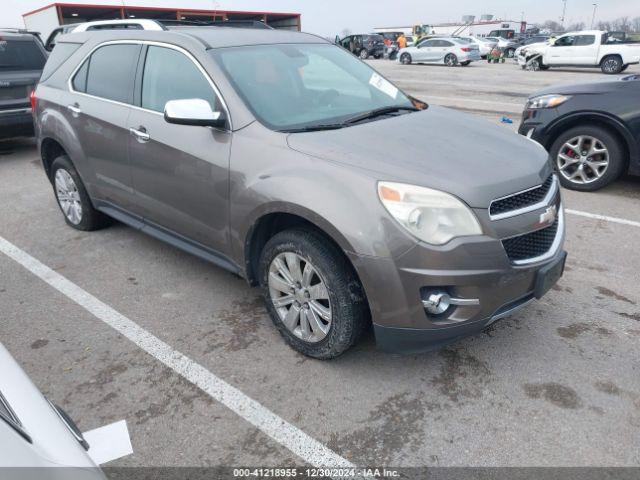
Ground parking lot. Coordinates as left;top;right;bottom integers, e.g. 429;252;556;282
1;59;639;472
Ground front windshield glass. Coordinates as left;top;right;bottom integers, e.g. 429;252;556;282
211;43;414;131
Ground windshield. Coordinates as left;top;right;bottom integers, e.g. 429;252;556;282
0;39;46;70
212;43;414;131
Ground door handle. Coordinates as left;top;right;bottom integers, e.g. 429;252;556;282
67;104;81;117
129;127;150;143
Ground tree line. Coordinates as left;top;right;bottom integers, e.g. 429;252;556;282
541;16;640;33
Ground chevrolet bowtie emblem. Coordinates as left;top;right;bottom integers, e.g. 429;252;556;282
539;205;557;226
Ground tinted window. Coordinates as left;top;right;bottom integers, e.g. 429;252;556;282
555;36;575;47
41;42;80;81
0;39;47;71
439;40;454;47
575;35;596;46
84;44;140;103
72;59;89;92
142;46;217;113
419;40;436;48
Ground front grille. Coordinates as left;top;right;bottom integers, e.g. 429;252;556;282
490;175;554;217
502;218;559;263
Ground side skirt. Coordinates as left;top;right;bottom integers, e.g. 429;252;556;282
96;202;242;277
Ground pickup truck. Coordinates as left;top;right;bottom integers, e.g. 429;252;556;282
517;30;640;74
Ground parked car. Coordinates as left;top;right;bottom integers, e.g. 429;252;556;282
44;19;165;50
337;34;385;59
0;343;104;477
519;75;640;191
455;36;497;58
399;37;481;66
34;27;565;358
517;30;640;74
0;30;48;140
485;36;520;58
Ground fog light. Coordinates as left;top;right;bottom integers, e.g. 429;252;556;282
422;290;451;315
421;288;480;316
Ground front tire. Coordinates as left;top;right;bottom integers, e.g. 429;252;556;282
51;155;110;231
444;53;458;67
400;53;412;65
550;125;626;192
601;55;623;74
505;48;515;58
259;229;368;359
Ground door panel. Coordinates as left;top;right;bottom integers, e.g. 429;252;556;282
128;45;231;252
128;110;231;251
68;43;141;209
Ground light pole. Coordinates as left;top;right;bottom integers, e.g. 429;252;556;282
560;0;567;29
591;3;598;29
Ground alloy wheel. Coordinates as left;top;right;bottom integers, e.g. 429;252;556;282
54;169;83;225
602;58;621;73
268;252;332;343
445;54;458;66
556;135;610;185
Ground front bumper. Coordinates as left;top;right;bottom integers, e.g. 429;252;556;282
351;187;566;354
518;107;559;146
0;108;34;140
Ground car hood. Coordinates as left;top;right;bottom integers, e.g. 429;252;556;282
286;105;551;208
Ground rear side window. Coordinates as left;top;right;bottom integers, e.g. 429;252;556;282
41;42;80;81
74;44;140;103
141;46;218;113
0;38;47;71
575;35;596;46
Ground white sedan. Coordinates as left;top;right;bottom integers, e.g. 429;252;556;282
455;36;497;57
398;37;481;66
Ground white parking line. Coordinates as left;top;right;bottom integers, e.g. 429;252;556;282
566;209;640;228
0;235;353;469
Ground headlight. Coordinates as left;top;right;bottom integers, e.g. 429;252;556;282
527;94;570;109
378;182;482;245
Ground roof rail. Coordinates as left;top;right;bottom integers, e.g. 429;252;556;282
0;28;41;35
159;19;273;30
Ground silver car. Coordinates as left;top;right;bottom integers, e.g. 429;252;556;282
399;37;481;66
455;36;497;58
0;343;104;478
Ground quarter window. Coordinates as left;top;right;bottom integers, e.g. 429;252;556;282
75;44;140;103
141;46;218;113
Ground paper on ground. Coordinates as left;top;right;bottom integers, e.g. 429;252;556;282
83;420;133;465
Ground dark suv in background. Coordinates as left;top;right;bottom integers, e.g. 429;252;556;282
338;34;385;59
0;30;47;140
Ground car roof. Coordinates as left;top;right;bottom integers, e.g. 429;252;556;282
164;26;328;48
0;30;40;40
61;26;328;49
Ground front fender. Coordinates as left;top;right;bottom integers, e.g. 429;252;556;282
227;124;417;266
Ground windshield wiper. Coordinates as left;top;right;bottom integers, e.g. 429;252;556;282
279;123;346;133
343;106;419;126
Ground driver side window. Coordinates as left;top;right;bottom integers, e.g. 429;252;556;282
141;46;219;113
555;36;575;47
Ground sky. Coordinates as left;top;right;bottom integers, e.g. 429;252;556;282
5;0;639;36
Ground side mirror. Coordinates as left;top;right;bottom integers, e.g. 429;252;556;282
164;99;227;129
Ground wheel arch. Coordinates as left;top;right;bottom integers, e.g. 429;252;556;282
242;206;358;287
543;112;637;172
40;137;69;181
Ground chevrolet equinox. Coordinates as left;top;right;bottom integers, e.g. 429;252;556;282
34;27;567;358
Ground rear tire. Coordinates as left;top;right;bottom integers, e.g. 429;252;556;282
400;53;412;65
259;229;368;359
460;61;471;66
601;55;623;74
359;49;369;60
550;125;626;192
51;155;110;231
444;53;458;67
